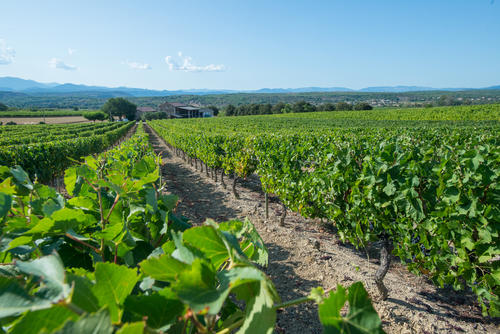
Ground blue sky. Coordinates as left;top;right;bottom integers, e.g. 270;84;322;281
0;0;499;90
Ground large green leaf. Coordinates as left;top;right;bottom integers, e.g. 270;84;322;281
236;279;276;334
9;306;78;334
183;226;230;269
0;192;11;218
10;165;33;191
319;282;384;334
67;274;100;313
124;288;183;329
139;254;188;282
346;282;384;333
92;263;139;324
116;322;145;334
55;309;113;334
16;254;71;303
0;276;52;318
172;259;226;315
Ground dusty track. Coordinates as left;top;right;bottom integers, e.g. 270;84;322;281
145;124;499;334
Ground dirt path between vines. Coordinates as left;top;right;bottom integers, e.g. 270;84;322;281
145;124;499;334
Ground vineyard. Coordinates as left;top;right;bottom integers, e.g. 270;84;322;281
0;103;498;333
147;105;500;318
0;122;382;333
0;121;133;182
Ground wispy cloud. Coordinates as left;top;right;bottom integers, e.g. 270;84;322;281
165;52;225;72
0;39;15;65
123;60;152;70
68;48;76;55
49;58;77;71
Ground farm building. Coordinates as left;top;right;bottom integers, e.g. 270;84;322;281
136;106;157;119
158;102;205;118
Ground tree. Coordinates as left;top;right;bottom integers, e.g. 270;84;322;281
437;95;460;106
318;103;336;111
225;104;236;116
259;103;273;115
0;102;8;111
84;111;108;122
142;111;168;120
207;105;219;116
272;102;286;114
353;102;373;110
292;101;316;113
281;104;293;113
335;102;352;111
102;98;137;121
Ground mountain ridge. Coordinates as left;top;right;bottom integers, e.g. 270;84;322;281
1;76;499;98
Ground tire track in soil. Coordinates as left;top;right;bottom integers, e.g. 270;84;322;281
145;124;499;334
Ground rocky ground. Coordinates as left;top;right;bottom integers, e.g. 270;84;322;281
145;124;499;334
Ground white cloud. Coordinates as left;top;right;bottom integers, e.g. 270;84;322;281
123;60;152;70
165;52;225;72
0;39;15;65
49;58;77;71
68;48;76;55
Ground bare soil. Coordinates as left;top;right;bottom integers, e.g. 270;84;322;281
145;124;499;334
0;116;88;124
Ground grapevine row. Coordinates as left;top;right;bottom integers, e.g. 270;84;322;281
148;113;500;316
0;121;134;181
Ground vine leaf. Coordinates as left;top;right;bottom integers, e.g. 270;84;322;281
0;192;11;218
123;288;183;329
183;226;229;269
0;254;71;318
115;322;145;334
55;309;113;334
8;306;78;334
139;254;188;282
92;263;139;324
319;282;385;334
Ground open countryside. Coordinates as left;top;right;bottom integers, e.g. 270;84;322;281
0;1;499;333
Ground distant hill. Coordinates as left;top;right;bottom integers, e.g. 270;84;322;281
2;76;500;98
0;77;59;91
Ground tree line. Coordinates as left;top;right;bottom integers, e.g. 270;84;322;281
223;101;373;116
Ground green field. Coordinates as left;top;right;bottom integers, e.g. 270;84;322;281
148;104;500;316
0;121;133;181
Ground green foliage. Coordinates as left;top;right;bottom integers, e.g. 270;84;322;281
319;282;384;333
292;100;316;113
207;105;219;116
272;102;286;114
318;102;336;111
148;107;500;316
0;121;133;181
141;111;168;121
336;101;352;111
354;102;373;110
0;122;382;333
102;98;137;121
224;104;236;116
0;103;8;111
83;111;107;122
